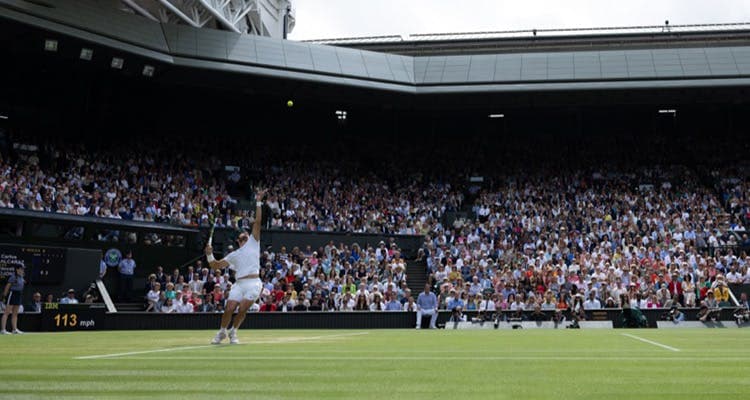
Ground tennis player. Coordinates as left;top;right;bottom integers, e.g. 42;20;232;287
206;189;266;344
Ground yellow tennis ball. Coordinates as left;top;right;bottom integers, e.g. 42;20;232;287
287;100;294;107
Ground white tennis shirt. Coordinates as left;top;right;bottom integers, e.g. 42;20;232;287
224;236;260;277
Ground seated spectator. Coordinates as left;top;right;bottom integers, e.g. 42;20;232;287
293;294;308;312
713;281;731;307
369;294;385;311
465;294;479;311
59;289;78;305
199;297;215;313
26;292;43;313
160;298;176;313
259;297;277;312
354;294;369;311
189;274;204;295
682;279;697;307
210;285;224;305
403;296;417;312
644;294;660;309
191;293;202;312
339;293;355;311
603;297;617;308
308;297;323;311
541;291;556;310
163;283;176;303
384;292;402;311
146;274;158;292
145;282;161;312
175;296;193;313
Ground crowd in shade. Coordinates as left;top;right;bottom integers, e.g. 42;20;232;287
0;134;465;234
1;130;749;315
0;138;236;227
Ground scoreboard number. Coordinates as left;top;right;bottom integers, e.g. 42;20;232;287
41;304;104;331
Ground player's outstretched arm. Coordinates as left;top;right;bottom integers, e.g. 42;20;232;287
252;188;267;241
205;245;229;269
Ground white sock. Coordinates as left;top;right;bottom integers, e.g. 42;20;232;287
220;327;227;333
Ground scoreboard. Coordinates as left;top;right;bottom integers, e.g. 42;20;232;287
0;244;67;285
41;303;105;331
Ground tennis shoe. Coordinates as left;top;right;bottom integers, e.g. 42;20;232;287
211;330;227;344
229;328;239;344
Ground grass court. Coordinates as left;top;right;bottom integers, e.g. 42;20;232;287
0;328;748;399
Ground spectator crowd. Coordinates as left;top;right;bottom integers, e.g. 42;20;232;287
1;130;749;318
141;240;414;313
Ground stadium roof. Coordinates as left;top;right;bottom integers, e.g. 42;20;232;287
308;23;750;56
2;0;750;95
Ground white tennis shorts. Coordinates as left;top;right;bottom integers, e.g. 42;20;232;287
227;278;262;302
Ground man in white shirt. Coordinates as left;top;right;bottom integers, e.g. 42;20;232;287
583;291;601;310
175;296;194;313
59;289;79;305
206;189;266;345
726;266;742;284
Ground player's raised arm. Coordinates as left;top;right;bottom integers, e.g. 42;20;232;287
252;188;267;241
205;244;229;269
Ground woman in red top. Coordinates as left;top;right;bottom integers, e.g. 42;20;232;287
259;297;277;312
211;285;224;304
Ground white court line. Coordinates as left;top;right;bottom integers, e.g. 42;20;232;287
74;345;218;360
621;333;680;352
74;332;368;360
120;356;739;361
253;332;368;344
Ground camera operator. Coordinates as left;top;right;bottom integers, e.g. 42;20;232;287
733;292;749;326
477;293;496;322
552;309;566;328
529;304;547;322
698;291;721;322
447;291;465;324
82;282;101;303
661;304;684;324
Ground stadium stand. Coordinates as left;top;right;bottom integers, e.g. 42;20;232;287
2;128;748;317
0;0;748;326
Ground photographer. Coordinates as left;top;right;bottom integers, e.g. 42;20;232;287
477;293;496;321
661;304;685;324
447;291;465;323
568;305;585;328
698;291;721;322
82;282;101;303
733;292;749;326
552;309;566;327
529;304;547;322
